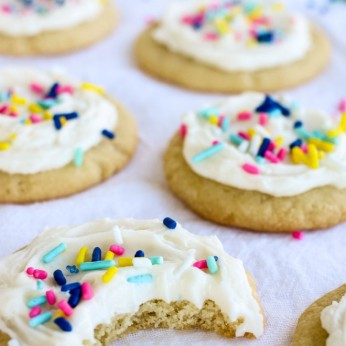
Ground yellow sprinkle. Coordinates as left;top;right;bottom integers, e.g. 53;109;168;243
9;106;18;114
76;247;88;266
327;127;343;138
248;128;257;139
9;134;16;141
54;311;66;319
104;250;115;261
0;142;10;151
60;117;67;127
291;147;305;164
340;113;346;132
43;111;52;120
308;138;334;153
117;257;133;267
318;151;325;159
25;119;31;125
28;103;43;114
307;144;319;169
209;115;218;125
214;18;229;34
81;82;105;95
275;137;284;147
11;94;27;106
272;2;285;12
102;266;118;283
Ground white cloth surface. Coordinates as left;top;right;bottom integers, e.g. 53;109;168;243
0;0;346;345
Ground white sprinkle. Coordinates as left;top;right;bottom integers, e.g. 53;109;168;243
249;134;261;156
254;124;271;138
174;250;196;277
112;225;123;244
238;140;249;153
133;258;153;268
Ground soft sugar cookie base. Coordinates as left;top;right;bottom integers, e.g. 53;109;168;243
0;1;117;56
135;23;330;93
292;285;346;346
164;134;346;233
0;99;137;204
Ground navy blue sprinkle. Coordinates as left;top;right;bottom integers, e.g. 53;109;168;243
92;247;102;262
255;95;291;117
256;32;274;43
53;269;66;286
45;83;59;99
68;288;82;308
294;121;303;129
135;250;145;257
163;217;177;230
289;139;303;150
101;129;115;140
257;138;271;157
54;317;73;332
61;282;81;292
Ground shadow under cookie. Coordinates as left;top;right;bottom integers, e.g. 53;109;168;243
0;1;117;56
135;24;330;93
164;134;346;233
0;100;137;204
292;285;346;346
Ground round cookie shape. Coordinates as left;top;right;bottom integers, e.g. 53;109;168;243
135;0;330;93
0;68;137;203
0;218;264;345
164;93;346;232
292;285;346;346
0;0;117;55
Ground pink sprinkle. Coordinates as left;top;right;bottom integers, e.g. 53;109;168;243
238;132;250;141
242;163;260;175
33;270;48;280
277;148;287;161
259;113;268;126
58;300;73;316
29;306;42;318
26;267;35;276
109;244;125;256
56;85;74;95
264;151;280;164
181;15;194;25
180;124;187;138
9;111;17;118
29;114;41;123
212;140;220;145
301;145;308;153
292;231;304;240
339;99;346;112
237;112;252;121
0;105;9;114
46;290;56;305
268;141;276;151
218;115;225;127
30;83;44;94
193;260;207;269
1;5;11;13
81;282;93;301
204;32;219;41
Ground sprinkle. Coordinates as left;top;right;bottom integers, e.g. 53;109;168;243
104;251;115;261
56;85;74;95
36;280;44;290
133;258;152;268
80;260;115;271
57;300;73;317
180;124;188;138
253;124;271;138
42;243;66;264
45;83;59;99
0;142;10;151
29;306;42;318
61;282;81;292
149;256;164;265
163;217;177;229
257;138;271;157
30;83;44;94
102;267;118;283
192;142;224;163
68;288;81;308
33;269;48;280
193;256;219;270
277;148;287;161
237;111;252;121
81;82;104;94
289;139;303;150
259;113;268;126
339;99;346;112
101;129;115;140
249;135;261;156
238;140;249;153
117;258;133;267
29;114;41;123
29;312;52;328
92;247;102;262
206;256;219;274
221;117;230;132
74;148;84;167
292;231;304;240
307;144;319;169
76;247;88;266
127;274;153;284
109;244;125;256
53;112;78;130
242;163;260;175
308;138;334;152
112;225;123;245
66;265;79;274
81;282;93;300
46;290;56;305
230;134;244;146
256;95;290;116
134;250;145;257
26;267;35;275
54;317;73;332
27;296;47;308
264;151;279;163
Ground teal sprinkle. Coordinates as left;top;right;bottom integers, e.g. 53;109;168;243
0;92;10;102
269;109;282;118
37;99;59;109
29;312;52;328
36;280;44;291
27;295;47;308
321;134;340;145
127;274;153;284
198;107;219;119
149;256;164;265
192;143;224;163
221;118;230;132
230;134;243;145
256;156;266;164
206;256;218;274
74;148;84;167
295;128;312;140
42;243;66;264
80;260;115;271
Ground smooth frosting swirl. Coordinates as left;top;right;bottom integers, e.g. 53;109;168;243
0;218;264;345
153;0;311;72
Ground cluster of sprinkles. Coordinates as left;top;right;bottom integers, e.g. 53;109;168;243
0;79;116;167
0;0;67;15
182;95;346;176
181;0;286;45
25;218;220;332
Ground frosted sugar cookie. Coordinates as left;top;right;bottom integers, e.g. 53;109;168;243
0;0;117;55
292;285;346;346
135;0;330;93
0;218;264;345
0;68;137;203
164;92;346;232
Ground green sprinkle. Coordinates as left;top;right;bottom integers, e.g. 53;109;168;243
149;256;164;265
206;256;218;274
74;147;84;167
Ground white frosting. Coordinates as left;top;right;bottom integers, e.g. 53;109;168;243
0;68;117;175
0;219;264;345
0;0;103;37
153;0;311;72
182;92;346;197
321;293;346;346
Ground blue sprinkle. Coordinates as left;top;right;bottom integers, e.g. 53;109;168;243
257;138;271;157
92;247;102;262
294;121;303;129
127;274;153;284
163;217;177;230
289;139;303;150
53;112;79;130
214;256;219;261
134;250;145;257
256;31;275;43
192;143;224;163
54;269;67;286
66;265;79;274
61;282;81;292
45;83;59;99
101;129;115;139
256;95;290;117
68;288;82;308
54;317;73;332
